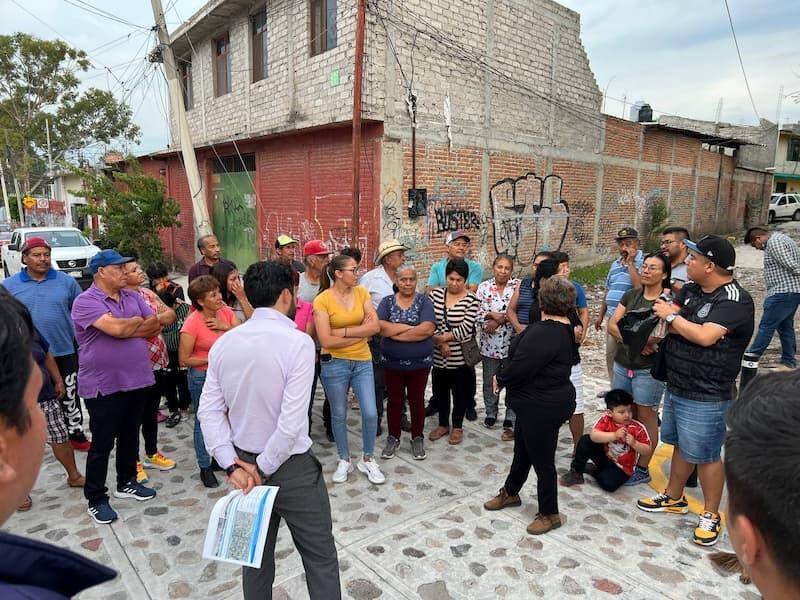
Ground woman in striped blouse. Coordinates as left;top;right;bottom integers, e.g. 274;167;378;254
428;259;481;445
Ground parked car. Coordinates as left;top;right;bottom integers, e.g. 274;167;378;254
2;227;101;289
768;193;800;223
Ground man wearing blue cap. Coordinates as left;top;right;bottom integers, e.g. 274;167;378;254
71;250;162;524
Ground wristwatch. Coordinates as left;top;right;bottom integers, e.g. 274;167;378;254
225;464;241;476
665;313;679;324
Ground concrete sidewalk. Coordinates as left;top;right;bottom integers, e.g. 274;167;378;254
7;373;752;600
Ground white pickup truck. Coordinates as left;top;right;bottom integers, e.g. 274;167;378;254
2;227;101;289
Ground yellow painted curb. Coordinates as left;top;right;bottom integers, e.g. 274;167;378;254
647;443;726;524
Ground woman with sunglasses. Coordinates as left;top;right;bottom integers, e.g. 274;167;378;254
314;255;386;485
599;253;671;487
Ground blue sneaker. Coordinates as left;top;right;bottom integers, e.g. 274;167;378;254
624;468;652;486
114;480;157;501
88;501;118;524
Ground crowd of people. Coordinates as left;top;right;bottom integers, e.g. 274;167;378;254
3;221;799;599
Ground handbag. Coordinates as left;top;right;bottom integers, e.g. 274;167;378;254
443;290;481;367
618;307;660;363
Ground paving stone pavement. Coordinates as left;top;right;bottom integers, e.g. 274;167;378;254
6;369;757;600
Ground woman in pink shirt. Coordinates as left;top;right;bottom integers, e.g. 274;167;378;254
179;275;239;488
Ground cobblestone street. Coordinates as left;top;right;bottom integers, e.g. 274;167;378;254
7;230;790;599
10;371;758;600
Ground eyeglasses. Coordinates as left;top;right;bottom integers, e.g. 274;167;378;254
641;264;663;272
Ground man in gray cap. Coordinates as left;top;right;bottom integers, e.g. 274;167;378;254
593;227;644;381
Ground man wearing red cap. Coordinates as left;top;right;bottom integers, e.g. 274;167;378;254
3;236;91;451
297;240;331;302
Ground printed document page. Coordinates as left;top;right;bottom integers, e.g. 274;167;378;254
202;485;279;568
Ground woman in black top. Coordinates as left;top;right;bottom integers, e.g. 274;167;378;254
484;276;577;535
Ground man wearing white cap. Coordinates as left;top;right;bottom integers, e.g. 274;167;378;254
361;240;409;435
425;230;483;294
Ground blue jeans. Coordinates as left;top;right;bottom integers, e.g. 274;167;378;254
320;358;377;460
612;362;666;408
747;293;800;367
187;368;211;469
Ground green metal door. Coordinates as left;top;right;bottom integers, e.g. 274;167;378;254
212;156;258;271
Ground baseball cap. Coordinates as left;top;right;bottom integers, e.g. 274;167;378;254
275;234;299;248
684;235;735;272
89;249;135;273
21;237;51;253
303;240;331;257
615;227;639;241
445;230;470;245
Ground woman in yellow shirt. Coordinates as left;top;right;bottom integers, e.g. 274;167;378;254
314;254;385;485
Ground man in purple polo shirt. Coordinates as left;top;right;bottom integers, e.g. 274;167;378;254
72;250;162;524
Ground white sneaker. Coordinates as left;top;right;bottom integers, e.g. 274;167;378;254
332;459;353;483
357;458;386;485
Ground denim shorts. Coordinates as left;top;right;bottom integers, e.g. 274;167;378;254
612;362;665;409
660;389;730;464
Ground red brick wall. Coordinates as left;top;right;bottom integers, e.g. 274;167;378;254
147;123;383;270
149;116;771;274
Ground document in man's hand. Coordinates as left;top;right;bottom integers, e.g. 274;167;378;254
202;485;279;568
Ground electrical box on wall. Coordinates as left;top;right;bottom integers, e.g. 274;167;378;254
408;188;427;218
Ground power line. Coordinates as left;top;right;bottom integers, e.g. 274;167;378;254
723;0;761;122
62;0;151;31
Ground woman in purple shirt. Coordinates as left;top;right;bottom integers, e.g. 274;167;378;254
376;266;436;461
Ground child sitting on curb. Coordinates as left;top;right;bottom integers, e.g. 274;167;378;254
561;389;652;491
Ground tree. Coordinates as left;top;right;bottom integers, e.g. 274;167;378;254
73;157;181;266
0;33;140;196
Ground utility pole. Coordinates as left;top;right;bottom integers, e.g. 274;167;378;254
0;160;11;223
150;0;212;239
3;130;24;224
351;0;366;245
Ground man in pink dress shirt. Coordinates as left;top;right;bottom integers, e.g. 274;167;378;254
198;261;340;600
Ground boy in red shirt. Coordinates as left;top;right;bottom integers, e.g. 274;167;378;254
561;389;652;491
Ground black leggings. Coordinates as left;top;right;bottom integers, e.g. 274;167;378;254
572;434;630;492
140;373;167;457
432;366;474;429
504;400;574;516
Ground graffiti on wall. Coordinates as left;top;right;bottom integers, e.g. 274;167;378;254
489;173;570;261
261;192;371;263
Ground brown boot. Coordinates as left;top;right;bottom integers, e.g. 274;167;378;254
526;513;562;535
428;426;450;441
484;488;522;511
448;428;464;445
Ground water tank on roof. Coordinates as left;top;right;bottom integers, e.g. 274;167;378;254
629;101;645;121
637;104;653;122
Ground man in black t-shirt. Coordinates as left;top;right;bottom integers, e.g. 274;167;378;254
636;236;754;548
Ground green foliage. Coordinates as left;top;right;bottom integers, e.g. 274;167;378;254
571;261;612;287
0;33;140;195
643;199;670;254
73;157;180;265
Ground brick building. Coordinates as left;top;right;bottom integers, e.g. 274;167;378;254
143;0;772;272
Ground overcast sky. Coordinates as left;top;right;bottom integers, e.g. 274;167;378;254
3;0;799;156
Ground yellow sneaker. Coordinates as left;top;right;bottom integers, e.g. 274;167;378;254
136;461;149;484
144;452;177;471
693;511;722;546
